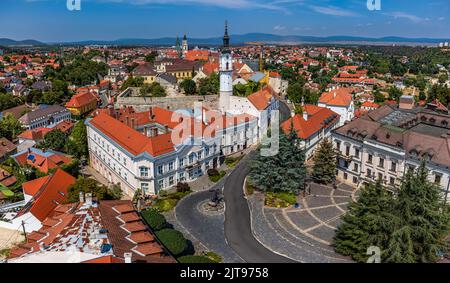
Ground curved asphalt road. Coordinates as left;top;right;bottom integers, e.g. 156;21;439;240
223;154;295;263
222;100;295;263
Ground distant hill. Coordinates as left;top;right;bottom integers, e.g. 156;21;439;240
60;33;450;47
0;38;45;46
2;34;449;47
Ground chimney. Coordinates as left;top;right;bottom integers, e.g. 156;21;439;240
85;193;92;206
303;109;308;121
149;107;154;120
124;252;132;264
108;105;114;117
125;116;130;126
131;118;136;129
79;192;85;203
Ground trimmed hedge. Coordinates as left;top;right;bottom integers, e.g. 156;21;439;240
141;209;167;231
178;255;216;263
155;228;188;256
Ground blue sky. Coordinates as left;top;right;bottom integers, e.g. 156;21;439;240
1;0;449;42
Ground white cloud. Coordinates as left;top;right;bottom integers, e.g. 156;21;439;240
309;5;358;17
273;25;286;31
83;0;287;11
438;17;446;21
387;12;429;23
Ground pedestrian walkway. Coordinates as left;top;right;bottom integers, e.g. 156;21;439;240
248;183;357;263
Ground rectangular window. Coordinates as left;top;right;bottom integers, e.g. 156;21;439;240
353;163;359;173
169;161;174;171
390;162;397;172
158;179;164;189
343;172;348;180
378;173;383;181
345;145;350;156
354;148;360;158
205;147;210;156
169;176;174;186
189;154;194;164
379;158;384;168
141;183;149;193
140;167;149;177
197;151;202;160
353;177;358;184
367;154;373;164
179;158;185;167
179;172;185;182
157;165;163;175
389;177;395;186
367;168;372;178
435;174;442;184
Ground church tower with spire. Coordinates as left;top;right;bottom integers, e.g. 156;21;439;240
182;34;188;55
219;21;233;114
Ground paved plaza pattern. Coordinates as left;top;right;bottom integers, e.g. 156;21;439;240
249;183;358;263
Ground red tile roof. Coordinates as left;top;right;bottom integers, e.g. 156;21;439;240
17;127;53;141
83;255;125;263
247;86;276;111
14;150;72;174
281;105;340;140
22;175;51;196
65;91;98;108
98;200;176;263
17;169;76;222
319;87;354;107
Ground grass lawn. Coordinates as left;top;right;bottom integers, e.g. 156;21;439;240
224;156;242;168
152;190;192;212
265;191;298;208
208;171;226;183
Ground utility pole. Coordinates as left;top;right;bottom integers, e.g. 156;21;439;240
21;221;27;242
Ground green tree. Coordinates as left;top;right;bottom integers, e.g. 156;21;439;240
333;180;394;262
374;90;386;103
66;177;122;203
384;163;450;263
311;138;337;184
40;129;67;152
249;127;306;194
180;79;197;95
66;120;88;159
0;93;23;112
121;76;144;91
0;114;23;140
198;73;219;96
145;51;158;64
438;73;448;84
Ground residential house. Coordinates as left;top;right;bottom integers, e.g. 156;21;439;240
12;147;72;174
0;169;75;232
318;87;355;126
65;91;99;116
0;138;17;162
281;105;340;159
19;105;71;130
